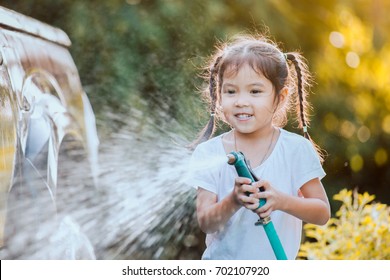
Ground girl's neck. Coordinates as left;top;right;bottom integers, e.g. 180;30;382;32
234;125;275;145
229;125;279;168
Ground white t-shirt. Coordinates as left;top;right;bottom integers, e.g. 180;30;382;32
188;128;325;260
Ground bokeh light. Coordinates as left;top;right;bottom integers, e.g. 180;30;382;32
329;31;345;48
346;51;360;68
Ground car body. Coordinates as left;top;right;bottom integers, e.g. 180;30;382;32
0;6;99;256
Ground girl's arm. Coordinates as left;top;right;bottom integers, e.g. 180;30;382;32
254;178;330;225
197;177;260;234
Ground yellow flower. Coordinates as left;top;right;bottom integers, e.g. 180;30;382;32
333;189;352;203
358;192;375;206
299;188;390;260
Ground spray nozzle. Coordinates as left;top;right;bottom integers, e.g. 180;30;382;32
227;151;245;165
227;153;238;165
227;151;258;182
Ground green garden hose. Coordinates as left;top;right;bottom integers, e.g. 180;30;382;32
227;151;288;260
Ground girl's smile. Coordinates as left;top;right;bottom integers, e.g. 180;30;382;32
235;113;253;121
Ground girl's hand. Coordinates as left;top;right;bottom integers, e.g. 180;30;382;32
233;177;262;210
252;180;286;218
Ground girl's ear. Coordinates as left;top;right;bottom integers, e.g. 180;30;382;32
273;87;289;112
279;87;289;105
280;87;288;102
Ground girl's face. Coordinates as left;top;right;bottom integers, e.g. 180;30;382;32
220;63;281;136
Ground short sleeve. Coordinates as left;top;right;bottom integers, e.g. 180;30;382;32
186;142;220;194
291;139;326;192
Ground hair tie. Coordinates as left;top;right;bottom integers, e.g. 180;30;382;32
303;125;308;133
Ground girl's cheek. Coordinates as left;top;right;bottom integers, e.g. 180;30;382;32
223;112;231;122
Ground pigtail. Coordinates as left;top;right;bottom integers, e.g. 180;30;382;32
190;56;222;149
285;52;325;163
285;53;311;140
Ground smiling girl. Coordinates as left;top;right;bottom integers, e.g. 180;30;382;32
188;34;330;260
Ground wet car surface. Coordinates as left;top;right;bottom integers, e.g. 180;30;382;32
0;6;98;257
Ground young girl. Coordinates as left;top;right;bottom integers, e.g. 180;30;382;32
188;34;330;260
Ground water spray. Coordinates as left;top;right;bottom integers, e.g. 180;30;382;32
227;151;288;260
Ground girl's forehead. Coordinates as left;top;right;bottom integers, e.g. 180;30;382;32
222;63;267;81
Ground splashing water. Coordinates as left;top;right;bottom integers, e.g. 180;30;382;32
38;216;96;260
1;107;212;259
188;152;228;176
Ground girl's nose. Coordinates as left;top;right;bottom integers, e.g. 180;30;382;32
234;94;250;107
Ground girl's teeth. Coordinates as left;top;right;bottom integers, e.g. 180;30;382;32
237;114;252;119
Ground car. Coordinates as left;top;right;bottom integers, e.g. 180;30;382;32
0;6;99;258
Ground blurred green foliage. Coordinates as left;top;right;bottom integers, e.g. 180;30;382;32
2;0;390;205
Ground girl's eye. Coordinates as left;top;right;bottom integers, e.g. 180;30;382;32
225;89;236;94
251;89;262;94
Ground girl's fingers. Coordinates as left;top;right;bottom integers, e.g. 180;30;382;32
253;191;267;199
241;184;258;194
235;177;252;185
252;180;270;191
247;203;260;211
259;208;272;218
254;200;272;214
239;194;258;205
